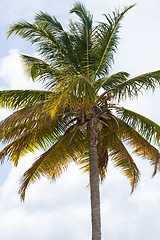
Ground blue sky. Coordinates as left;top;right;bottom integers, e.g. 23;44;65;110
0;0;160;239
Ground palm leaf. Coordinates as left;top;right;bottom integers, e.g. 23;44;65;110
116;107;160;144
0;89;50;109
107;131;140;191
45;75;96;115
102;70;160;101
93;5;135;79
70;2;93;76
0;113;65;166
70;2;93;31
0;100;73;166
117;118;160;177
21;54;68;89
8;14;80;72
96;71;129;93
18;124;86;200
0;102;48;139
34;11;81;71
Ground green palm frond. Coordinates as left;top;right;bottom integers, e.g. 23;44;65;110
8;20;40;41
96;71;129;93
117;119;160;177
70;2;93;31
70;2;93;76
8;13;80;72
116;107;160;144
18;124;86;201
102;70;160;101
21;55;68;89
0;89;50;109
93;5;135;79
34;11;64;32
34;11;80;66
34;11;81;71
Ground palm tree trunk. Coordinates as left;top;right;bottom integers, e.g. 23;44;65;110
87;118;101;240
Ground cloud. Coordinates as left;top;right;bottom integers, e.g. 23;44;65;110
1;153;160;240
0;153;91;240
0;49;43;90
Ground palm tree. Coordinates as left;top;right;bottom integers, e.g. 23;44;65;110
1;2;160;240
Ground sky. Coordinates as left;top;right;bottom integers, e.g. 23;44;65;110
0;0;160;239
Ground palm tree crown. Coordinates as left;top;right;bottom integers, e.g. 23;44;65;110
1;2;160;239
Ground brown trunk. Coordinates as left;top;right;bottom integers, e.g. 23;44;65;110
87;118;101;240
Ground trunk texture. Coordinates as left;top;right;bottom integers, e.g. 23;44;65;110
87;118;101;240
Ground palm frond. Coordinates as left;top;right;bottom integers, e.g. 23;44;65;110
21;54;68;89
116;107;160;145
0;89;50;109
93;5;135;79
117;118;160;177
70;2;93;76
34;11;64;32
103;70;160;101
0;102;47;139
70;2;93;31
96;71;129;93
18;124;86;200
107;131;140;192
8;14;80;72
0;99;75;166
0;111;65;166
8;19;55;47
34;11;81;71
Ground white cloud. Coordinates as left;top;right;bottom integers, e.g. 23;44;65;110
1;153;160;239
0;49;43;90
0;154;91;240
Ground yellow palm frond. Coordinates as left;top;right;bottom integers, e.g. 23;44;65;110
103;130;140;191
19;124;86;200
117;119;160;177
0;89;50;109
116;107;160;145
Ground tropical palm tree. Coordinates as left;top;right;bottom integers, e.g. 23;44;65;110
1;2;160;240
